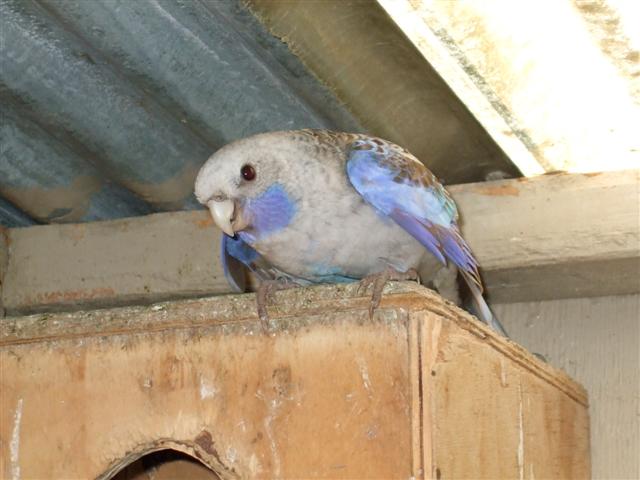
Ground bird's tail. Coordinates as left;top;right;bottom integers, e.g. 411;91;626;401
461;271;509;337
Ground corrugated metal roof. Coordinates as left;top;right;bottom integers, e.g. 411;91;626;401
0;0;363;227
2;0;526;229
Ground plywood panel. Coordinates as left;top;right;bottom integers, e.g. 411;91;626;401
495;294;640;479
427;315;590;479
1;283;589;479
2;316;414;478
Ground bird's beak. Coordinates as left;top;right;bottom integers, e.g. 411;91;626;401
209;199;235;237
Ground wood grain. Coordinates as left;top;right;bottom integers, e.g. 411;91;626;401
495;294;640;480
451;170;640;303
1;283;590;479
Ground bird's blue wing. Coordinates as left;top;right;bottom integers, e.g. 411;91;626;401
221;233;312;291
221;234;254;292
345;137;482;291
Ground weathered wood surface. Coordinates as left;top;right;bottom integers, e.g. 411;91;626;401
495;294;640;480
450;169;640;303
1;283;590;479
2;211;229;315
2;170;637;315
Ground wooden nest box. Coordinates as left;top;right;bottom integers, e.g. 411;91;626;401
1;283;590;479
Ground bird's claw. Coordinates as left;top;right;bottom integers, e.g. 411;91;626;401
255;280;297;334
358;267;419;320
356;275;374;295
257;303;271;332
256;281;277;333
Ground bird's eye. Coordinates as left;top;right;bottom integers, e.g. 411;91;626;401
241;164;256;181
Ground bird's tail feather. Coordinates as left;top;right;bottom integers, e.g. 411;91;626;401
462;272;509;337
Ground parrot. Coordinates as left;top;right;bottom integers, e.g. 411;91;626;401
195;129;507;336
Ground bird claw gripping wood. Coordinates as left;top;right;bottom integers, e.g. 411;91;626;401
256;280;297;333
357;267;419;319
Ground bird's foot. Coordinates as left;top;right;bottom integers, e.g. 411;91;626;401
256;280;297;333
358;267;419;319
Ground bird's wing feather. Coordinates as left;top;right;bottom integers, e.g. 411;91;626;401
221;234;312;292
221;234;255;292
345;136;482;291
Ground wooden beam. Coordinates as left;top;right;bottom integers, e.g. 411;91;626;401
1;171;637;315
1;212;230;315
451;170;640;303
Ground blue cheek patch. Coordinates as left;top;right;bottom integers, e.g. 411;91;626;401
244;183;297;241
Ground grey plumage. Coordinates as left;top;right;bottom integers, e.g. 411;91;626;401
196;130;424;280
195;129;507;336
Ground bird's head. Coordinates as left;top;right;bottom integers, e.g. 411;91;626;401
194;132;298;237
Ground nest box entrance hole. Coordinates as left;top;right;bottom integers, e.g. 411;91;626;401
109;449;221;480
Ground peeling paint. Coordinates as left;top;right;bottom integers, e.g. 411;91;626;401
11;398;24;480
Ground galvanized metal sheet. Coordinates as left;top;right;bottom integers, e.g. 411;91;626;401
1;100;152;222
0;0;362;225
0;197;36;227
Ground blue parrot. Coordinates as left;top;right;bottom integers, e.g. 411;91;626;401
195;130;507;336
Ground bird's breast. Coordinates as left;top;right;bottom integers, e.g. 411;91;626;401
248;188;425;281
